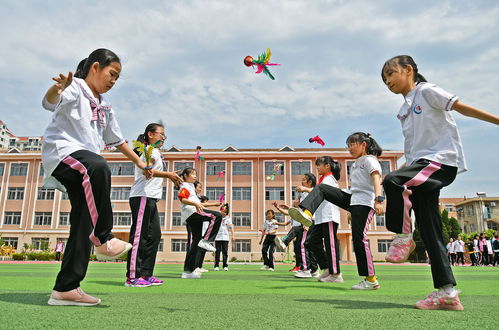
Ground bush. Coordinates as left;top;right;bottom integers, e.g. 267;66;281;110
230;257;238;262
90;254;97;261
12;253;24;261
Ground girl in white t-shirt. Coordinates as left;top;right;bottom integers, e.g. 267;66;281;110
126;123;182;287
214;204;235;271
259;210;279;271
42;49;152;306
381;55;499;310
290;136;384;289
178;168;222;279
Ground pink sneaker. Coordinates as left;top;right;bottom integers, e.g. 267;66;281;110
385;234;416;263
143;276;164;286
95;238;132;261
414;290;464;311
319;274;344;283
48;287;101;306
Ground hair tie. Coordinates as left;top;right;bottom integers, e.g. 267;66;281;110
366;133;372;138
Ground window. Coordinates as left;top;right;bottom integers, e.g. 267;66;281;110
206;162;225;176
265;187;284;200
275;213;284;223
206;187;225;201
37;188;55;200
291;162;310;175
59;212;70;226
232;187;251;200
377;239;392;253
376;215;385;227
7;187;24;200
110;187;131;200
379;161;391;175
3;212;21;225
159;213;165;226
162;187;167;200
10;163;28;176
172;212;182;226
232;239;251;252
31;238;49;250
3;237;18;249
466;205;475;217
158;239;164;252
171;239;188;252
174;162;194;171
61;192;69;200
233;213;251;226
233;162;251;175
265;162;284;175
113;212;132;226
39;165;44;177
0;163;4;176
109;162;135;176
162;161;169;171
34;212;52;225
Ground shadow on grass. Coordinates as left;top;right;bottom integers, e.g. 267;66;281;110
266;285;350;292
0;292;109;308
157;307;190;312
295;298;410;309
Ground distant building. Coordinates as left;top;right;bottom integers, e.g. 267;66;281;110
0;120;42;152
1;145;406;262
455;194;499;233
438;198;464;220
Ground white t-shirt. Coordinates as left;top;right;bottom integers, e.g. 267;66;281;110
350;155;382;208
41;78;125;190
397;82;467;173
178;182;201;225
453;240;464;253
215;216;233;241
314;174;340;225
129;148;164;199
446;242;455;254
263;219;278;234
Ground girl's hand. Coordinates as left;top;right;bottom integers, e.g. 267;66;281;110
167;171;183;186
194;202;204;214
52;72;73;95
374;202;384;216
303;226;309;231
296;185;307;192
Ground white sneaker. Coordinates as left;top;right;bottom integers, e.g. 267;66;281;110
274;236;287;250
318;269;330;280
311;271;321;278
351;279;380;290
288;207;313;227
214;267;219;271
268;268;275;272
223;267;228;271
294;270;312;278
193;268;203;276
260;265;270;270
198;268;209;273
181;271;201;279
319;273;344;283
198;239;216;252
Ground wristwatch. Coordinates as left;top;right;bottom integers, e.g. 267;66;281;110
375;196;385;203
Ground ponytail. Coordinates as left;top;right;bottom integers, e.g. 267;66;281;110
74;58;87;79
315;156;341;181
346;132;383;157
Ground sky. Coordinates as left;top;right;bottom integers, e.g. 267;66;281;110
0;0;498;197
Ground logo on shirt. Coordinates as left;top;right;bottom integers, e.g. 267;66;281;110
413;104;422;114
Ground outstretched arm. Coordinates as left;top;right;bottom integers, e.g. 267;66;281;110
45;72;73;105
116;143;151;178
452;101;499;125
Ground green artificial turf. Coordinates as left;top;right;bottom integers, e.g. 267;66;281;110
0;263;497;329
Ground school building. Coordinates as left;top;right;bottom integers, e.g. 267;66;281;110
0;144;408;262
454;194;499;234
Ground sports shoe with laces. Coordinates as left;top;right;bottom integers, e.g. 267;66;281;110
260;265;270;270
274;236;287;250
351;279;380;290
198;268;209;273
385;234;416;263
125;277;152;287
48;287;101;306
289;266;300;272
214;267;219;271
223;267;228;271
198;239;216;252
311;270;321;278
318;269;330;280
95;238;132;261
143;276;163;286
181;271;201;279
319;273;344;283
288;208;313;227
294;270;312;278
414;290;464;311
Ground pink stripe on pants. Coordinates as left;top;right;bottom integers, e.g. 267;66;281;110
62;156;101;246
199;211;216;240
328;221;338;274
301;230;308;270
363;209;376;276
129;197;147;279
401;161;442;234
